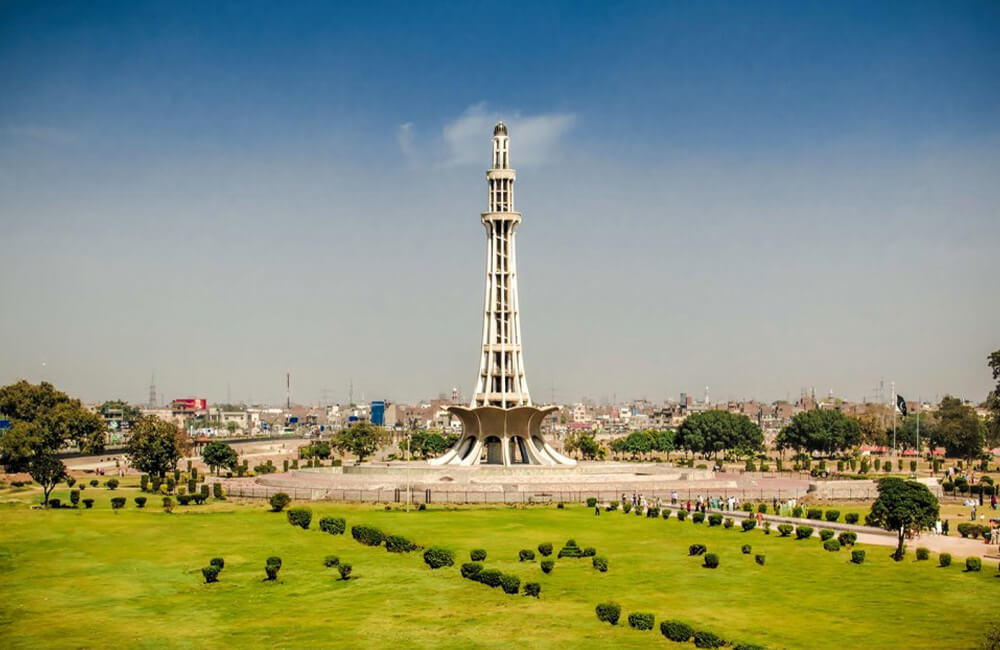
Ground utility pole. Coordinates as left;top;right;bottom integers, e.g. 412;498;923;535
286;371;291;410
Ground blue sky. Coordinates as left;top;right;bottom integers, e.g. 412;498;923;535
1;1;998;406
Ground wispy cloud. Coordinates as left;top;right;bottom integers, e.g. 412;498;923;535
3;124;80;145
397;103;576;167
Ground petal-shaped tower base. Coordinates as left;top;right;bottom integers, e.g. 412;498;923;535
428;405;576;466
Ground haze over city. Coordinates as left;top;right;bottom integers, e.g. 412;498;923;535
2;2;998;406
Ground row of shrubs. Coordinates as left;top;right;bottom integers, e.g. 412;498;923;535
460;561;540;597
688;543;765;568
595;603;762;648
204;554;361;584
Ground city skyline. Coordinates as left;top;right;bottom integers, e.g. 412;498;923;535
2;2;998;406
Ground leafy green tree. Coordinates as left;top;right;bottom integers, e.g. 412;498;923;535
865;477;939;561
202;441;238;475
0;381;105;505
676;411;763;460
930;396;985;463
623;431;653;458
987;350;1000;447
332;421;386;463
576;433;601;460
126;415;191;477
651;430;675;455
776;409;861;456
405;431;452;459
854;413;888;446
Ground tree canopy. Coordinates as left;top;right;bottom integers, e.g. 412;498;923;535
125;415;190;477
201;441;238;474
930;396;985;462
0;381;105;504
776;409;861;455
676;411;763;459
332;421;386;463
865;477;939;560
987;349;1000;447
404;431;455;459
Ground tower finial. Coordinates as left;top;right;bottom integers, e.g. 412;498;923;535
493;121;507;136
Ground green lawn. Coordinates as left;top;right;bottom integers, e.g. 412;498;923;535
0;486;995;649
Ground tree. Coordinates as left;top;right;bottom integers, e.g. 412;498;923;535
576;433;601;460
987;350;1000;447
623;431;653;459
126;415;191;477
931;396;985;463
0;381;106;505
651;430;675;456
776;409;861;456
332;421;386;464
855;413;887;446
202;441;238;475
676;411;764;460
865;477;939;561
225;420;238;436
405;431;452;459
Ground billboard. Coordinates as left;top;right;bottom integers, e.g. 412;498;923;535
371;400;385;426
172;398;207;411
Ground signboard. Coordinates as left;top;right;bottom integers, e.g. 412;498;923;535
0;419;10;430
172;398;207;411
288;417;299;424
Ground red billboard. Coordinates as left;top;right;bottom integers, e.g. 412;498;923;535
172;398;207;411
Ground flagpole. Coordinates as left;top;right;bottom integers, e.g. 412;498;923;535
891;381;897;458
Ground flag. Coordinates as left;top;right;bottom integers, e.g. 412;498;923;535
896;394;908;416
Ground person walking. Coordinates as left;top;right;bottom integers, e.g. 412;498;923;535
934;519;942;536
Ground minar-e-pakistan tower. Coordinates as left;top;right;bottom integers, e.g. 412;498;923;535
431;123;576;467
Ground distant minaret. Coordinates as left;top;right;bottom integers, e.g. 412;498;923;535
704;385;710;405
286;371;291;409
148;374;157;408
471;122;531;408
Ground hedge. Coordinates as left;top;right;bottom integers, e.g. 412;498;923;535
806;508;822;520
477;569;502;588
110;497;126;510
202;566;221;583
352;525;384;547
647;507;660;518
338;563;352;580
82;498;94;509
423;547;454;569
324;555;340;568
628;612;655;631
777;524;793;537
708;514;723;526
741;519;756;532
741;544;752;554
844;513;859;525
966;557;982;572
286;507;312;529
523;582;541;598
662;509;671;520
851;550;865;564
939;553;952;567
916;547;929;561
385;535;418;553
693;630;725;648
586;497;598;508
837;531;857;547
795;525;814;540
677;510;688;521
689;544;707;556
596;602;621;625
471;549;487;561
661;620;693;642
703;553;719;569
210;557;224;569
499;573;521;594
755;554;765;566
541;559;554;574
592;556;609;572
819;529;834;541
825;510;840;522
519;549;536;562
461;562;483;579
558;540;583;558
319;516;346;535
582;547;597;557
134;496;147;508
536;543;552;557
734;643;766;650
692;512;706;524
823;539;841;552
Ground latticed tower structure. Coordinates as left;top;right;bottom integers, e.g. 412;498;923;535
430;123;575;467
473;121;531;408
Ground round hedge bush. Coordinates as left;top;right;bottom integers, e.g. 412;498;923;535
689;544;707;556
319;516;346;535
268;492;291;512
324;555;340;568
286;507;312;529
628;612;655;631
708;514;723;526
754;554;765;566
477;569;502;588
595;602;621;625
351;525;384;547
423;547;454;569
966;557;982;572
777;524;793;537
499;573;521;594
915;547;929;561
202;566;220;583
703;553;719;569
741;544;752;554
210;557;224;569
844;512;859;524
592;556;608;572
523;582;541;598
661;620;693;642
741;519;756;532
519;549;535;562
541;559;554;574
536;543;552;557
693;630;725;648
795;525;814;540
677;510;688;521
385;534;418;553
823;539;840;552
837;531;857;546
692;512;706;524
939;553;952;567
460;562;483;580
819;529;834;541
851;550;865;564
471;548;487;561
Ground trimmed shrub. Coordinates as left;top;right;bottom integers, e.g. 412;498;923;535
89;479;99;487
628;612;655;631
595;602;621;625
537;543;552;557
741;519;756;532
916;547;930;561
689;544;707;556
677;510;687;521
703;553;719;569
200;484;209;501
519;549;536;562
661;620;694;642
461;562;483;579
662;509;671;520
266;556;282;569
623;502;632;514
795;525;814;540
792;506;803;518
741;501;754;512
693;630;725;648
755;554;765;566
838;531;857;546
269;492;291;512
844;512;859;525
825;509;841;522
558;540;583;558
692;512;705;524
777;524;793;537
319;516;346;535
647;506;660;518
806;508;822;520
499;573;521;594
819;529;835;541
423;547;454;569
212;483;224;499
823;539;841;552
523;582;541;598
586;497;598;508
49;498;61;508
106;478;119;490
708;513;723;526
208;557;224;570
966;557;982;572
133;496;146;508
724;518;734;529
265;562;280;581
592;556;609;572
385;535;418;553
82;498;94;509
757;503;767;513
351;525;384;547
110;497;126;510
851;550;865;564
734;643;766;650
69;490;80;507
582;547;596;557
541;559;554;574
741;544;752;554
478;569;502;588
471;549;488;561
202;566;220;583
338;563;352;580
286;507;312;529
324;555;340;568
177;494;192;506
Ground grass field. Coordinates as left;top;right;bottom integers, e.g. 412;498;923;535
0;485;996;649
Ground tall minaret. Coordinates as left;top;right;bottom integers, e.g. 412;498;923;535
472;122;531;408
